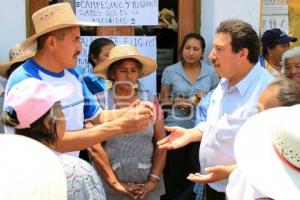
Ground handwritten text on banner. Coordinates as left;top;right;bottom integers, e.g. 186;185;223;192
75;0;158;26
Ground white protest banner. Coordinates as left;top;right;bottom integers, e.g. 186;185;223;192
77;36;157;93
75;0;158;26
261;0;289;34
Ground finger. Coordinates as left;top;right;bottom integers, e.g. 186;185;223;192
157;143;173;150
140;192;146;199
164;126;176;133
138;102;155;116
130;185;144;190
127;192;137;199
133;183;144;187
187;173;213;183
205;166;219;173
131;99;141;107
187;172;203;177
86;147;92;154
156;135;170;146
140;101;154;109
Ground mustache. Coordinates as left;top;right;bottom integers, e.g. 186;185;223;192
211;59;218;66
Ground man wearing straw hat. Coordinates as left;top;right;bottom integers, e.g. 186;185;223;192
4;3;154;156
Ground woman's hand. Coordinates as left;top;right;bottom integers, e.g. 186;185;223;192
113;182;142;199
113;182;135;198
122;182;144;199
136;180;159;199
173;97;192;111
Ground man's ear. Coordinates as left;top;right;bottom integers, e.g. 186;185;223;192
45;35;57;50
239;48;249;59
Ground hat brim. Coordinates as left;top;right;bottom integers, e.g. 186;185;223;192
277;36;298;44
93;54;157;78
235;107;300;199
0;51;36;78
20;21;98;49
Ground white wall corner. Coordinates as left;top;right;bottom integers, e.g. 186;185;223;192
200;0;261;65
0;1;26;62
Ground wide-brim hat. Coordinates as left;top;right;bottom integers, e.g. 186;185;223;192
0;44;36;78
0;134;67;200
235;105;300;199
93;44;157;78
20;3;97;49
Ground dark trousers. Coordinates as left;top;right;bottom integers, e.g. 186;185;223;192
162;142;200;200
203;184;225;200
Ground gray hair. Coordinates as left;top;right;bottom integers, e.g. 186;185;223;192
268;76;300;107
281;46;300;73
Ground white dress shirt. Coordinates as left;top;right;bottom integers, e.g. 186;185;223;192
196;63;274;192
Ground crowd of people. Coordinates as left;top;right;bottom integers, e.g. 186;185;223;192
0;2;299;200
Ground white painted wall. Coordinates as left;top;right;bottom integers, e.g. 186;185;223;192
200;0;261;64
0;0;26;62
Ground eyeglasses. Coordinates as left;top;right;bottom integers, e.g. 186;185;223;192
49;102;63;134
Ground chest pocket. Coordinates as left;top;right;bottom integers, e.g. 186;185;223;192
215;113;246;148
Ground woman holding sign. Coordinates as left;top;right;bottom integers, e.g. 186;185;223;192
91;44;166;200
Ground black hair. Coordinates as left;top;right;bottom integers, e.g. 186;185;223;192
88;38;115;67
262;43;277;57
216;19;260;64
178;33;206;61
1;109;58;145
36;27;71;50
6;61;25;79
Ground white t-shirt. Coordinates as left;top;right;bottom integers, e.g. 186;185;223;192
5;59;102;156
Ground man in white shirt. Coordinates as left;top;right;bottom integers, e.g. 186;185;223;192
158;19;274;200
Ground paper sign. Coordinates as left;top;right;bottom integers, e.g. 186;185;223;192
261;0;289;33
75;0;158;26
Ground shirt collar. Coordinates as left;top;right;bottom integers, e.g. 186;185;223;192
176;61;211;80
220;62;262;96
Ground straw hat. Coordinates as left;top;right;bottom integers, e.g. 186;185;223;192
0;43;36;78
93;44;157;78
21;3;97;48
235;105;300;199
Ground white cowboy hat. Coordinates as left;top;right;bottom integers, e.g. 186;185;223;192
235;105;300;199
0;43;36;78
20;3;97;48
0;134;67;200
93;44;157;78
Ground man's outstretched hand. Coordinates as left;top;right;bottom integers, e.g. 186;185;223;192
157;126;191;150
